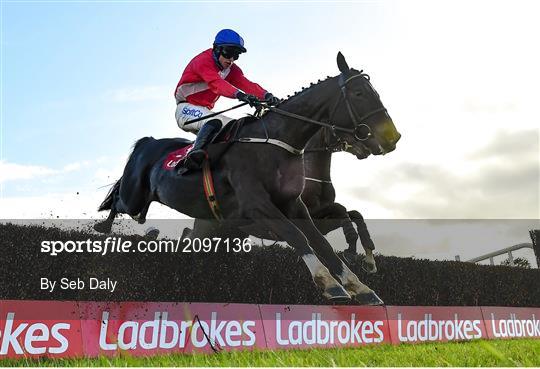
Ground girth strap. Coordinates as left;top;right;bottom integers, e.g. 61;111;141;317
236;137;304;155
202;161;223;221
305;177;332;184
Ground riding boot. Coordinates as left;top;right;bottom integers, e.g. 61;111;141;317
181;119;222;173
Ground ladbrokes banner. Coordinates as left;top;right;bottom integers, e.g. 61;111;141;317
259;305;391;349
78;302;265;356
385;306;488;344
0;301;84;358
1;300;540;359
481;306;540;340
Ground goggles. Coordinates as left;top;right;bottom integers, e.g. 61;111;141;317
220;46;242;60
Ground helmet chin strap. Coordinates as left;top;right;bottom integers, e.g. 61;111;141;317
212;47;225;70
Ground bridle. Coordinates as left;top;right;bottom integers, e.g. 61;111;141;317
263;72;386;139
239;71;388;155
335;73;387;141
304;128;344;153
304;127;350;154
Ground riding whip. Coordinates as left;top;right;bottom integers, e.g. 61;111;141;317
184;102;249;125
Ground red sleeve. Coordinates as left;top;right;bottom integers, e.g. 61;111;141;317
192;56;239;98
227;65;267;100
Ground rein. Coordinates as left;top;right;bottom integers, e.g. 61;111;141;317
236;72;387;155
183;71;386;156
304;127;345;153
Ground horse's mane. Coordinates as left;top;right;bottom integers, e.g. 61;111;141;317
252;74;336;120
278;68;364;104
253;68;364;119
280;75;336;104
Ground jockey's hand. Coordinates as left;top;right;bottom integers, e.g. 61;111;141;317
264;92;281;107
236;91;260;107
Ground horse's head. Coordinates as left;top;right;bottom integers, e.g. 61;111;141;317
332;52;401;155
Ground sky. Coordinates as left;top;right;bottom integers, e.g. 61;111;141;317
0;0;539;261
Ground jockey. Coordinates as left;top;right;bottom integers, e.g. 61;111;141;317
174;29;280;171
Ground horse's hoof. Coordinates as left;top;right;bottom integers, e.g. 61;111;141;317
354;290;384;306
362;261;377;274
93;221;111;234
131;214;146;224
145;227;160;240
323;285;351;301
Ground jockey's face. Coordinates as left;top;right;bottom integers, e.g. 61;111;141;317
217;46;241;69
218;54;235;69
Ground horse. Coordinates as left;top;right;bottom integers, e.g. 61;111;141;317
302;128;378;272
181;127;379;273
94;52;401;303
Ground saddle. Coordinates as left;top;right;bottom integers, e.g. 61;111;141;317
163;116;259;220
162;116;259;172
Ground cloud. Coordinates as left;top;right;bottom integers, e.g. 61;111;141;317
467;129;538;162
0;154;182;219
0;160;59;184
62;162;82;172
104;86;170;103
0;159;106;185
339;129;539;218
463;99;518;113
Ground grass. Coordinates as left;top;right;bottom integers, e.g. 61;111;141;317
1;339;540;367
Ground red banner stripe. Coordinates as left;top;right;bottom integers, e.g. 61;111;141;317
0;300;539;359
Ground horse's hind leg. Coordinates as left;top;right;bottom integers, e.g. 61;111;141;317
131;201;151;224
93;188;136;234
94;208;117;234
348;210;377;273
180;219;216;242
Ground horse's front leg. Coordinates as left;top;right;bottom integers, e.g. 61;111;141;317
233;182;350;301
348;210;377;273
312;204;377;274
287;199;383;305
311;203;359;257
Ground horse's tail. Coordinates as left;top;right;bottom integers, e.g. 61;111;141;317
98;178;121;211
97;137;154;212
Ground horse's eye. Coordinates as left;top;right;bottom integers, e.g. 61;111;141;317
354;91;363;97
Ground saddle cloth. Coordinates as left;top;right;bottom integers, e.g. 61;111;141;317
162;144;193;171
162;116;258;171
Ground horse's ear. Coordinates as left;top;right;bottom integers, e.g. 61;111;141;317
337;52;349;73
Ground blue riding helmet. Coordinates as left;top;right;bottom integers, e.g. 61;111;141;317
213;29;247;53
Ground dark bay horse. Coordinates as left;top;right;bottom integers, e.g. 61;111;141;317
302;128;378;273
183;128;379;273
95;53;400;303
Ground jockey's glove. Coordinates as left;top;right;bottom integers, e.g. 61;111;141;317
236;91;260;107
264;92;281;107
